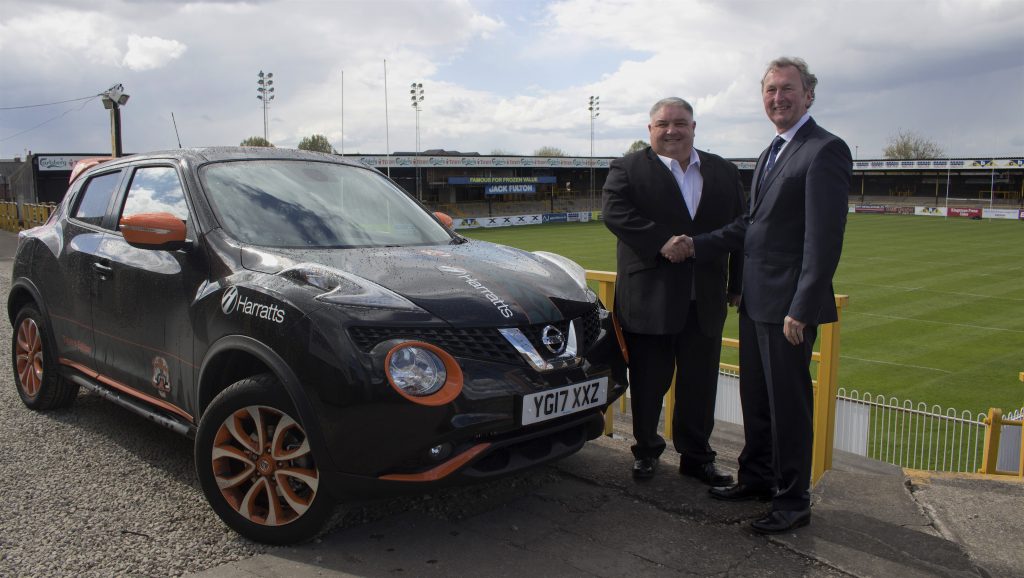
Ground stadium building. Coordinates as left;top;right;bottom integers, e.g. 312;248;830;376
1;150;1021;219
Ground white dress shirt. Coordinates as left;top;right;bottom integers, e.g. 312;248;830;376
657;148;703;219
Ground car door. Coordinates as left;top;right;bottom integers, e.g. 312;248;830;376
50;169;126;375
89;163;207;421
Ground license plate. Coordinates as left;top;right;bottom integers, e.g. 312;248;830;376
521;377;608;426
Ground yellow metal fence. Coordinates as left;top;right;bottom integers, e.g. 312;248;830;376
590;269;1024;482
0;202;56;232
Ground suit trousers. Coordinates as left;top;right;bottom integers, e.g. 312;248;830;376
624;301;723;463
737;311;817;511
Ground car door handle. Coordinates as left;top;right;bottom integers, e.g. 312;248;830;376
93;263;113;275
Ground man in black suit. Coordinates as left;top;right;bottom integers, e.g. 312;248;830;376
684;57;851;533
603;97;745;485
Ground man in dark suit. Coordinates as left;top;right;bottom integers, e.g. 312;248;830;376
603;97;746;485
684;57;851;534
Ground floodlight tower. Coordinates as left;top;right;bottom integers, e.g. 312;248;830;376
257;71;275;141
588;95;600;210
410;82;425;200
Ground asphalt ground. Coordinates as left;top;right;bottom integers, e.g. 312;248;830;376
0;229;1022;577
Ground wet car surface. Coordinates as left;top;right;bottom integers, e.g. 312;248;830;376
8;147;625;543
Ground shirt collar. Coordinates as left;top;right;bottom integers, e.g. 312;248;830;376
777;113;811;143
656;148;701;172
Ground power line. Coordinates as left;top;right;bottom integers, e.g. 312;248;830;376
0;95;97;111
0;96;99;143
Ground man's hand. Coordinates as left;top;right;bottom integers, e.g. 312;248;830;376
727;293;741;308
783;316;806;345
660;235;694;263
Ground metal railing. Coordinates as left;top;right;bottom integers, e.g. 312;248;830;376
833;390;987;473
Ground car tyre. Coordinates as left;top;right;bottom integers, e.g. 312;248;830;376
12;305;79;409
195;374;333;544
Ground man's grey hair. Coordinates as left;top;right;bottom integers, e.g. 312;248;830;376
649;97;693;119
762;57;818;103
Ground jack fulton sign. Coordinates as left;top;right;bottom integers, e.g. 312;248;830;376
485;184;537;195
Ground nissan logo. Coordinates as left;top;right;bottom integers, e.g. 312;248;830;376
541;325;566;355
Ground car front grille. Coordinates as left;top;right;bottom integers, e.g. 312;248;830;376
348;326;522;364
348;307;603;366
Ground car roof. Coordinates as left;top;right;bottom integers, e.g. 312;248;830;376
76;147;369;181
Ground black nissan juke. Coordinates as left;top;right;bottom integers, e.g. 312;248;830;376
8;147;626;544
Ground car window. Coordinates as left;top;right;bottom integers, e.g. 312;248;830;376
120;166;189;223
199;160;452;248
72;171;122;227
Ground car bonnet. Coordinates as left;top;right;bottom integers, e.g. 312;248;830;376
241;240;592;326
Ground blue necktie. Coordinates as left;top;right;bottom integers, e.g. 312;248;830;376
758;136;785;194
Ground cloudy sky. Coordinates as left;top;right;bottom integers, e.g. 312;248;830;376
2;0;1022;160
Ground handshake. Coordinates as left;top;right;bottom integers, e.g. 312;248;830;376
660;234;694;263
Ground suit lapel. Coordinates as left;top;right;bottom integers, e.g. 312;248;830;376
694;150;715;221
646;148;692;224
751;119;818;215
750;146;772;215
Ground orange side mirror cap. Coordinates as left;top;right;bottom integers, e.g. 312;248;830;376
120;212;189;250
433;211;454;229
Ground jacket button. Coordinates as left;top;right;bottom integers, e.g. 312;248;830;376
748;218;755;224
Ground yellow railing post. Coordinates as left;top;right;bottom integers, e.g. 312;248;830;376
587;268;849;481
1018;418;1024;479
979;408;1003;475
811;294;849;484
587;270;619;437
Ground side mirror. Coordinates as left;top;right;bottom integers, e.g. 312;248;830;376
120;212;190;251
433;211;454;229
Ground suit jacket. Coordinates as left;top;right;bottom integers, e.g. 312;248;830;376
603;147;746;335
693;118;851;325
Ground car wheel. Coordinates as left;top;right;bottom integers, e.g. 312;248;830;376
12;306;79;409
195;374;333;544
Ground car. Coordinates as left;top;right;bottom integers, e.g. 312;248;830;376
8;147;626;544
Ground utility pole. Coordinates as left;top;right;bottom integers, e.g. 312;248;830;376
101;84;130;157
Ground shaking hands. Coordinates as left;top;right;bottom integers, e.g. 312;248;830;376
660;235;694;263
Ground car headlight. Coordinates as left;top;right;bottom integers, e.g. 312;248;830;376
279;263;421;311
532;251;597;302
389;346;446;395
384;341;463;406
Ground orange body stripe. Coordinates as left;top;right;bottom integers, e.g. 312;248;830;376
60;358;194;422
378;443;491;482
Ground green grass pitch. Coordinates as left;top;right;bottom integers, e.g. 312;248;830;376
460;214;1024;417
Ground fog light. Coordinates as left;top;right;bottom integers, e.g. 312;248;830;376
428;443;453;461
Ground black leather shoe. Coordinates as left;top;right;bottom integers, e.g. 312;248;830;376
632;457;658;479
750;508;811;534
679;461;735;486
708;483;775;502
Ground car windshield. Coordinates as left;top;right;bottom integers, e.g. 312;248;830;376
199;160;453;248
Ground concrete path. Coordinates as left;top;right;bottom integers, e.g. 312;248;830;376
189;420;1023;577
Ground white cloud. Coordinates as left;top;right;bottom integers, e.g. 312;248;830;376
122;35;187;71
1;0;1021;159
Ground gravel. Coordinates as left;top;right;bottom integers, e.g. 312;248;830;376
0;256;553;577
0;266;271;576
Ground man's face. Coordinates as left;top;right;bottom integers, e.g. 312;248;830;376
762;65;813;132
648;105;695;161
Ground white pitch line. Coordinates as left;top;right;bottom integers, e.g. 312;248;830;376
853;312;1024;334
840;282;1024;302
840;355;953;374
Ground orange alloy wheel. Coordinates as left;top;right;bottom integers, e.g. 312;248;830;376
211;405;319;526
15;318;44;398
